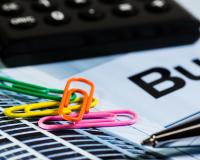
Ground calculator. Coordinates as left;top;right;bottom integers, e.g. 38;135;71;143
0;0;199;67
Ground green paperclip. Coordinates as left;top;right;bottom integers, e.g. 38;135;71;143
0;76;76;101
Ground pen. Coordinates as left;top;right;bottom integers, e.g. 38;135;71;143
142;116;200;148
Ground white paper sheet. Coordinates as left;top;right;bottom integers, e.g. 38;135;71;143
0;71;172;160
3;42;200;159
57;42;200;159
67;41;200;127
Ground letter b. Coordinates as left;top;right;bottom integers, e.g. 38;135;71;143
129;67;185;98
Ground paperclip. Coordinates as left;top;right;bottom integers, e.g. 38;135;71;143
4;97;98;118
38;110;138;130
0;76;76;101
58;77;95;122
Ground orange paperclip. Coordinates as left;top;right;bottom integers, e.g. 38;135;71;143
58;77;95;122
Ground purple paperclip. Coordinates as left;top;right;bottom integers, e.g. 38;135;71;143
38;110;138;130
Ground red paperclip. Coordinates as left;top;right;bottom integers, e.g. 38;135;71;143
58;77;95;122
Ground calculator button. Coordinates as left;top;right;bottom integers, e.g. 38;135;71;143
79;8;105;21
113;3;138;17
0;2;23;16
45;11;70;25
146;0;170;13
66;0;90;7
32;0;56;11
10;16;37;29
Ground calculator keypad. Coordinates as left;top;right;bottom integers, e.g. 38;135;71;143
0;0;174;30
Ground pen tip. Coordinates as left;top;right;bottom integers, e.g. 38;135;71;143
142;136;156;147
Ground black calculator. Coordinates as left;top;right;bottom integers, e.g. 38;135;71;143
0;0;199;67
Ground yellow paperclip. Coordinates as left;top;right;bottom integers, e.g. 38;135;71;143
4;97;98;118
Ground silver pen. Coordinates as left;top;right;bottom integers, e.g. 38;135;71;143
142;116;200;148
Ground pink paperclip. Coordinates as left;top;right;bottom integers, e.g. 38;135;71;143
38;110;138;130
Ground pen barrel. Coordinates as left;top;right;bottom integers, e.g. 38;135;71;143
153;126;200;147
155;136;200;148
150;117;200;147
164;116;200;132
156;123;200;140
